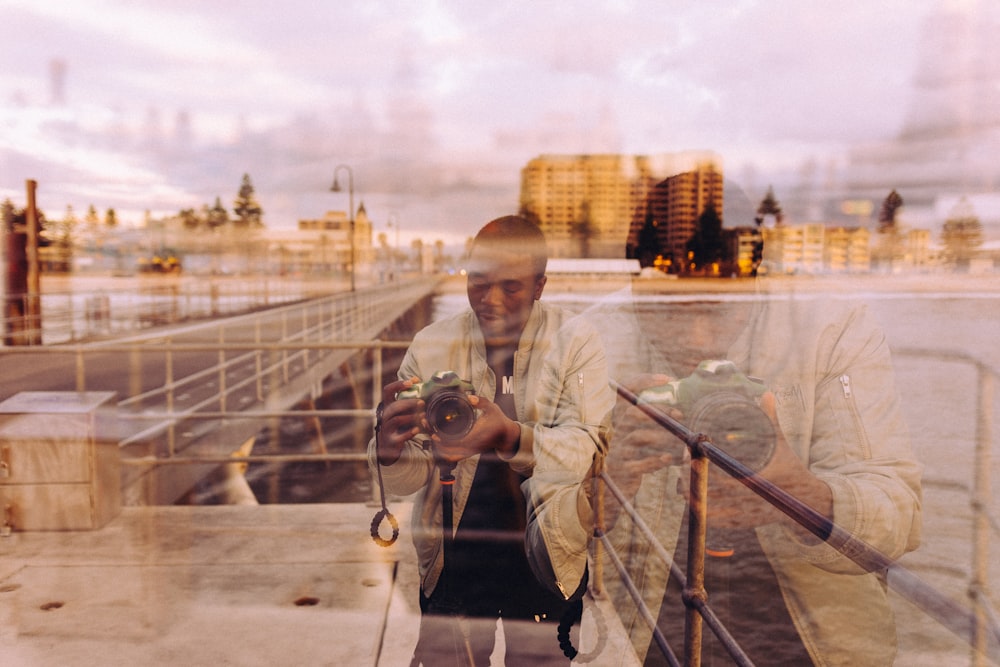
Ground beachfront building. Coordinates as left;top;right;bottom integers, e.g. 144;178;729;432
268;206;374;276
518;152;723;260
644;163;725;269
728;226;764;277
761;223;871;274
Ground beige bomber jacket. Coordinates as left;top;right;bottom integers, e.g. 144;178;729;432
367;300;615;598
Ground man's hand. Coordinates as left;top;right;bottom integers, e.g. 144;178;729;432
700;391;833;531
375;377;425;466
430;394;520;463
605;373;682;528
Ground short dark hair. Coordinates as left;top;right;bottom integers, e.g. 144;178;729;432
470;215;548;277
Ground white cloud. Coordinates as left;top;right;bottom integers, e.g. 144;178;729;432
2;0;997;238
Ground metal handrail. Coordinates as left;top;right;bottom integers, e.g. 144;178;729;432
3;284;995;665
1;277;322;345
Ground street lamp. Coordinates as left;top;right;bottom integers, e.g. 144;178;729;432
330;164;355;291
387;212;400;281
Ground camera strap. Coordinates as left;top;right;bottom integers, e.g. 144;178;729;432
370;402;399;547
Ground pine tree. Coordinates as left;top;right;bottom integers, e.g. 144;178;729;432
233;173;263;227
635;216;662;268
877;189;903;233
875;190;904;270
686;203;725;273
207;196;229;230
572;201;596;258
756;186;783;226
85;205;100;232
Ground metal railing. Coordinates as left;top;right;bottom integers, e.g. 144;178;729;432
599;349;1000;666
0;278;438;504
2;283;997;665
1;276;345;346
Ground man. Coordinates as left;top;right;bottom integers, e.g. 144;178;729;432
615;293;922;665
369;215;614;665
524;232;923;664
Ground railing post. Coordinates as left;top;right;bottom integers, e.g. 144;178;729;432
75;345;86;392
129;343;142;398
255;317;263;401
971;365;995;667
166;337;176;457
302;302;309;368
684;440;709;667
281;310;289;383
218;326;226;413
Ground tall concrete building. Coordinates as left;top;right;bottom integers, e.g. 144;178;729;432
518;152;722;260
643;162;725;267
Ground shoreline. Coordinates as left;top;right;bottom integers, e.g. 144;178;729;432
38;270;1000;296
438;271;1000;295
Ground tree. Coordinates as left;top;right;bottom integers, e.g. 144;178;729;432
179;208;200;230
874;189;904;270
233;173;263;227
877;189;903;233
686;203;726;274
940;197;983;271
59;205;78;243
634;215;662;268
411;238;424;270
756;186;784;226
85;204;100;233
105;208;118;229
207;196;229;230
572;201;596;258
56;205;78;256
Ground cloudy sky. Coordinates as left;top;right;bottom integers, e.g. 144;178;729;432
1;0;996;245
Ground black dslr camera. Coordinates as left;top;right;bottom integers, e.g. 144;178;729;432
638;360;775;472
397;371;478;440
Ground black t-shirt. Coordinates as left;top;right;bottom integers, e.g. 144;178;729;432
432;343;567;621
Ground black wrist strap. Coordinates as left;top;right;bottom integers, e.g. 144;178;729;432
370;402;398;547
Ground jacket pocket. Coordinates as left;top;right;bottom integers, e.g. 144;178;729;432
822;373;873;460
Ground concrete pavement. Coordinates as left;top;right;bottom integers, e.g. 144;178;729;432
0;503;423;666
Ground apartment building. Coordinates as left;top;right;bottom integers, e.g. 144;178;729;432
519;152;722;259
761;223;871;274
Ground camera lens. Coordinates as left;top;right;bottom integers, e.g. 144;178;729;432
426;391;475;440
688;392;775;473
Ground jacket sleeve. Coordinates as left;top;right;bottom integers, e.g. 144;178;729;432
523;319;615;599
779;304;923;573
365;346;435;496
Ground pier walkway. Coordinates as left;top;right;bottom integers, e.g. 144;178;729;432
1;277;448;665
1;503;425;666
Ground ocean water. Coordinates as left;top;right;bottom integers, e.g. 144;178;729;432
433;283;1000;664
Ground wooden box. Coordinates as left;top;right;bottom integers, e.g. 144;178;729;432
0;391;120;532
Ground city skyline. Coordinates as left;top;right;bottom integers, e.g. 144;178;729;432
2;0;999;248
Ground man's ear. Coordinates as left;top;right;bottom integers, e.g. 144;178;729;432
533;275;547;300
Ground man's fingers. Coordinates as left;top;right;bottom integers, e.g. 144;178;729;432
382;376;420;405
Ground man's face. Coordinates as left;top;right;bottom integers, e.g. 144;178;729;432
466;247;546;346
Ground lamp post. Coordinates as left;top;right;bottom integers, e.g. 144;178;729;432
330;164;355;291
387;212;400;281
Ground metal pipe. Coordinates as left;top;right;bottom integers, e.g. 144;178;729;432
972;366;995;667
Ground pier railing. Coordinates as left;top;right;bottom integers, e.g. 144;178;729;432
1;287;996;665
0;278;439;504
1;276;346;346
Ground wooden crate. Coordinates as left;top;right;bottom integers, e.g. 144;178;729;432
0;391;120;531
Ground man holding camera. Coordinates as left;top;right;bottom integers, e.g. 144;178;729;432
524;263;923;664
368;215;614;665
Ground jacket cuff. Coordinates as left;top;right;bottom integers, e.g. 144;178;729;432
779;474;867;572
498;422;535;473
